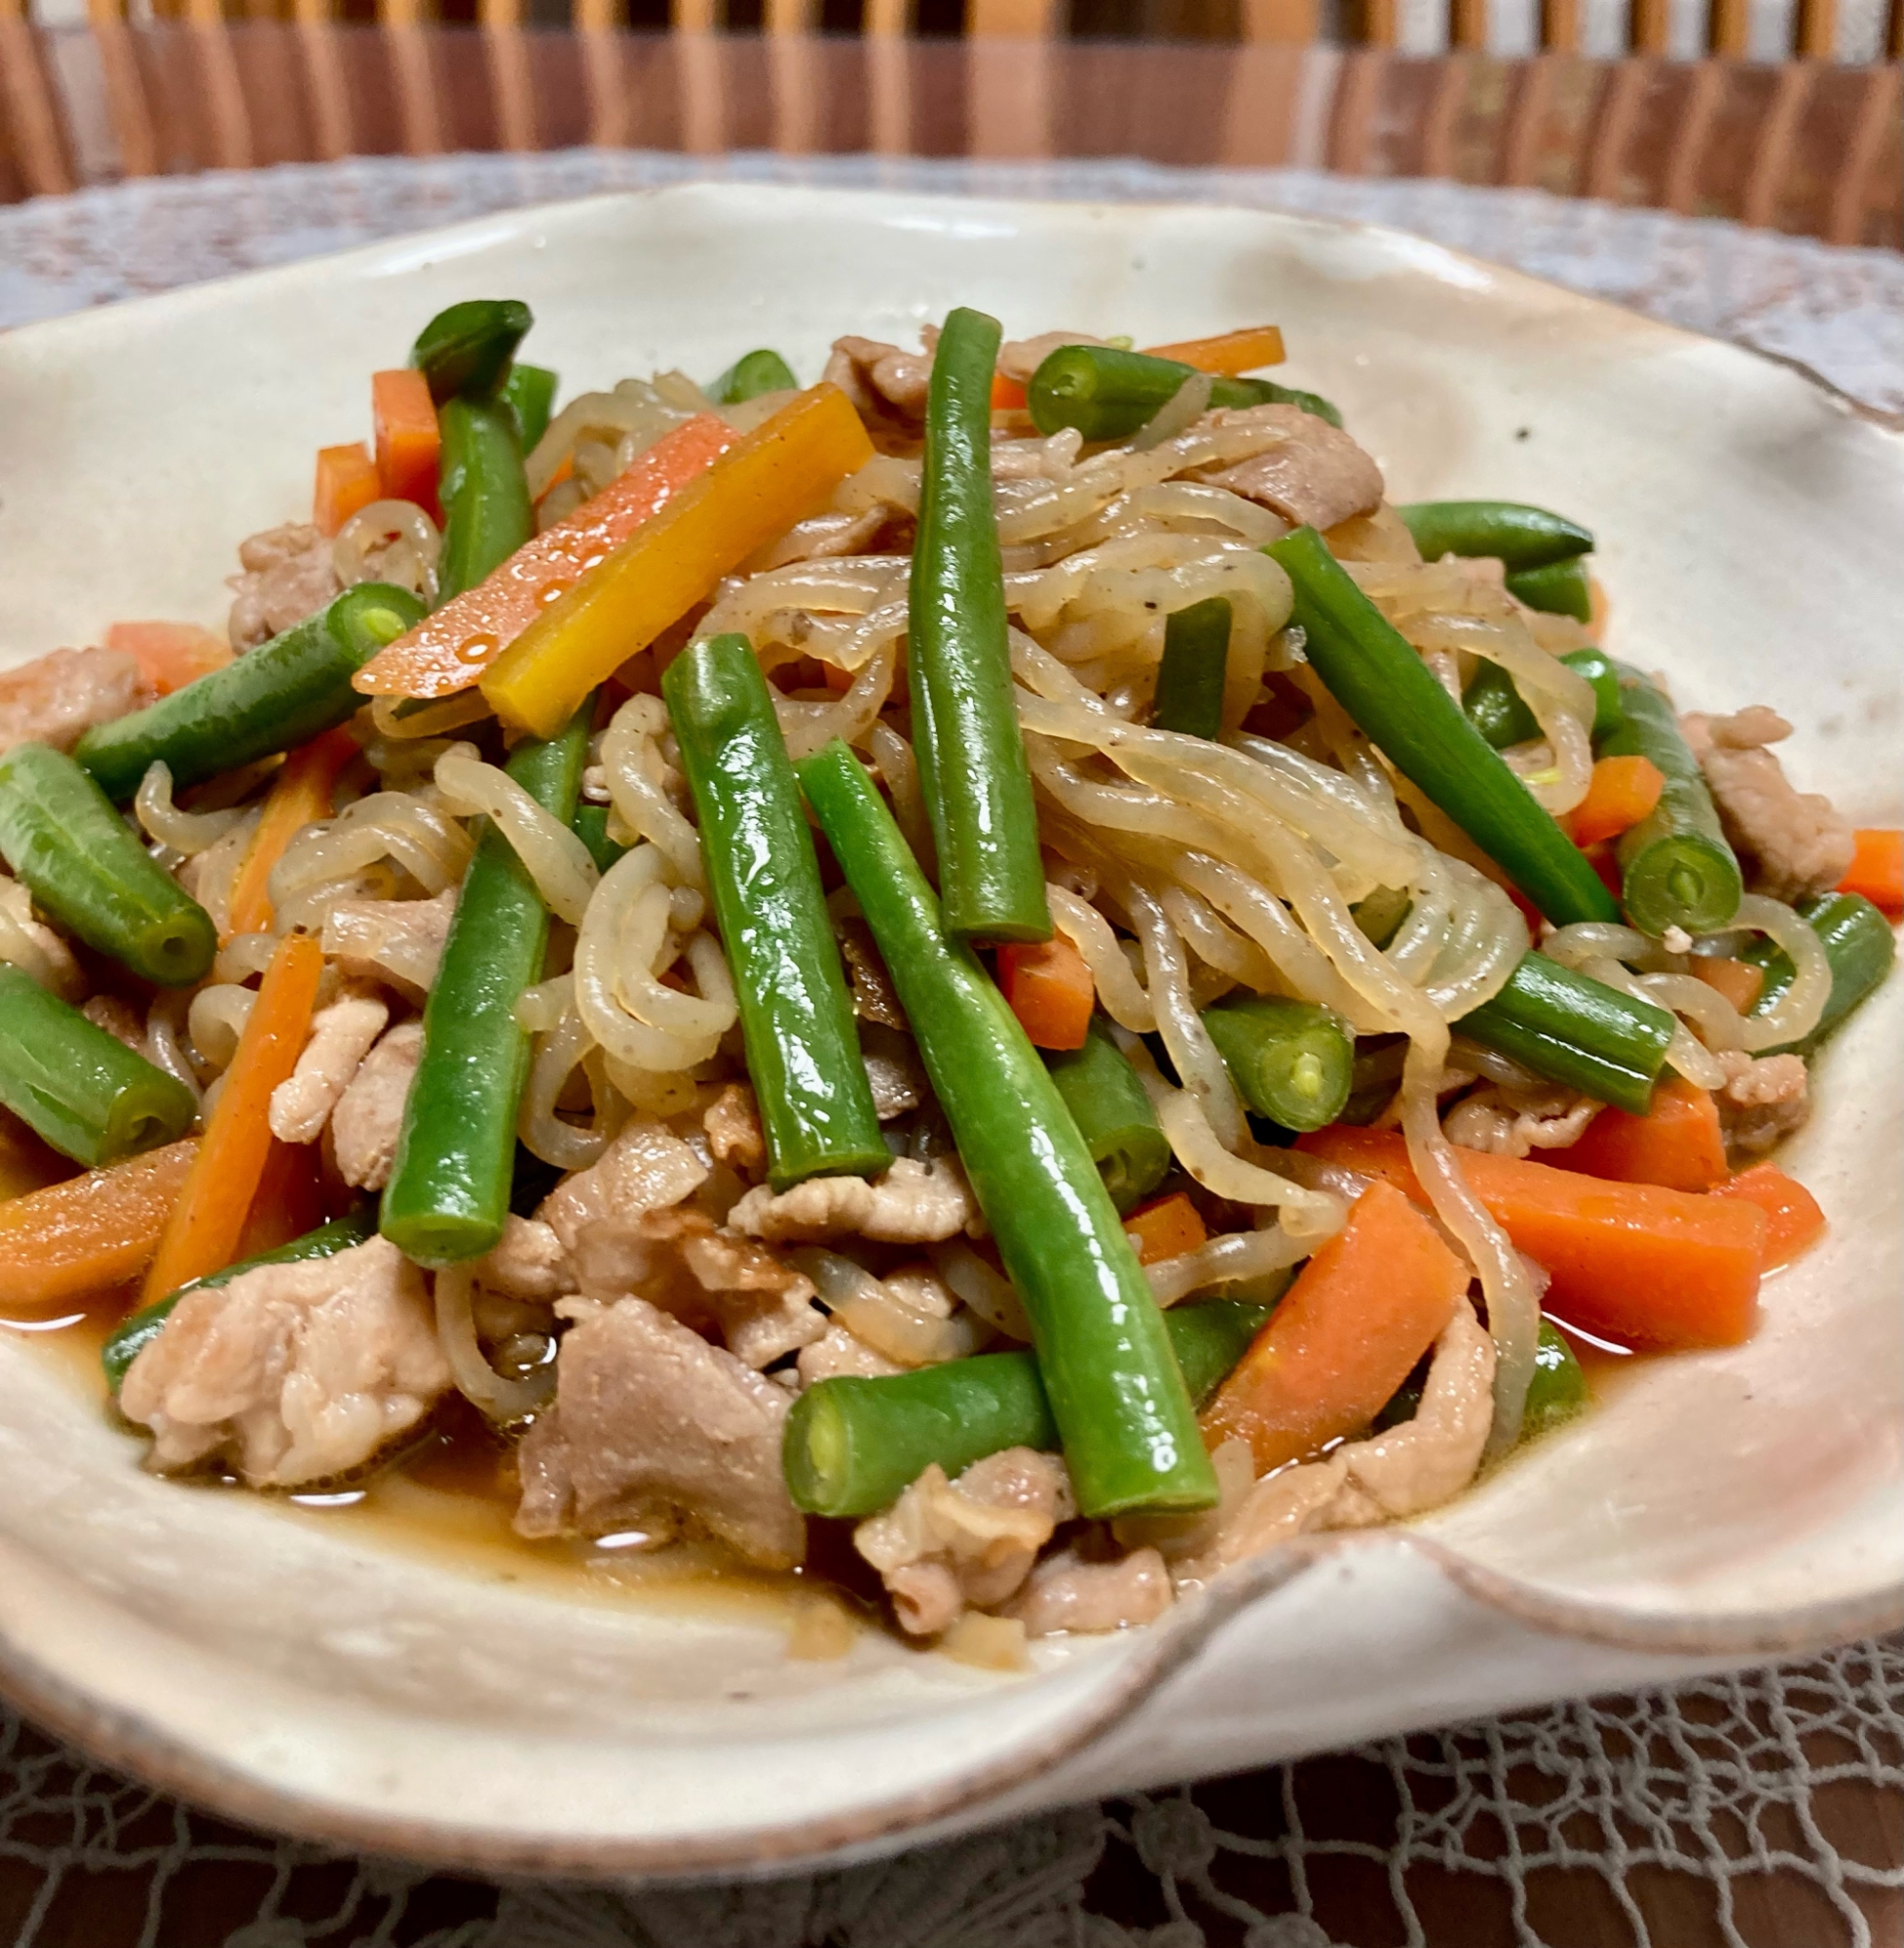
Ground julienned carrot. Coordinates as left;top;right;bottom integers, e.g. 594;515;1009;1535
1836;829;1902;913
1201;1180;1466;1473
990;374;1028;412
372;368;441;516
1553;1075;1728;1192
104;621;232;697
224;727;360;940
1711;1162;1826;1269
140;934;324;1303
234;1134;326;1262
1566;755;1664;847
1124;1191;1208;1266
355;414;739;701
1297;1125;1766;1351
997;935;1095;1050
314;440;382;538
0;1139;197;1312
1690;955;1763;1014
1141;325;1288;375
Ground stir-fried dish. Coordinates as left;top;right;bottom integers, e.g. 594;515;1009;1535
2;300;1898;1662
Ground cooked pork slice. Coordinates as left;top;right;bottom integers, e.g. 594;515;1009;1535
0;646;150;757
796;1322;907;1385
320;890;456;1002
1192;405;1385;534
702;1081;766;1180
1682;706;1855;904
1714;1049;1811;1156
1443;1083;1600;1160
119;1235;449;1486
513;1295;805;1568
728;1155;979;1245
329;1021;423;1190
824;334;934;425
269;985;390;1144
1004;1545;1174;1637
473;1215;573;1300
228;522;340;650
853;1447;1075;1637
994;329;1108;385
537;1115;709;1255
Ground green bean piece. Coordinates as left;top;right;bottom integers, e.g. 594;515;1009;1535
1152;597;1232;739
435;396;535;606
0;965;196;1167
103;1207;377;1396
711;349;799;403
910;307;1051;944
1455;951;1674;1116
410;298;533;403
75;583;425;803
1043;1019;1172;1215
1463;648;1623;749
500;362;558;452
571;803;626;875
1506;556;1592;621
1377;1317;1582;1440
0;744;215;988
1202;996;1354;1133
381;703;591;1264
1736;891;1897;1056
1600;662;1743;937
1027;345;1343;441
785;1298;1269;1517
1395;501;1594;572
1268;526;1620;927
798;739;1217;1517
1352;885;1412;950
663;635;887;1190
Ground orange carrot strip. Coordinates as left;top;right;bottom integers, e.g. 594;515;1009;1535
1296;1126;1766;1351
1836;829;1903;913
1690;955;1764;1014
1552;1075;1728;1193
996;934;1096;1050
355;414;740;701
1124;1191;1208;1267
224;727;360;941
1565;754;1664;847
0;1140;198;1313
1200;1180;1466;1473
104;621;232;696
534;454;577;512
1141;325;1288;375
314;439;382;538
990;373;1028;411
1711;1162;1826;1270
234;1136;327;1262
372;368;441;516
140;935;324;1303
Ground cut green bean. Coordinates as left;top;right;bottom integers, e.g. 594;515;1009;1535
1203;996;1354;1132
910;307;1051;944
501;361;558;452
103;1207;377;1396
1463;647;1623;749
785;1298;1269;1517
571;803;626;875
1396;501;1593;572
1456;951;1674;1116
663;634;887;1190
1377;1318;1582;1440
381;702;591;1264
1268;526;1620;927
410;298;533;403
711;349;799;403
0;965;196;1167
1352;885;1412;951
798;739;1216;1517
1506;555;1592;621
1027;344;1343;441
1152;596;1231;739
1044;1019;1172;1215
0;743;215;988
1601;662;1743;937
1736;890;1897;1056
435;396;535;606
75;583;425;803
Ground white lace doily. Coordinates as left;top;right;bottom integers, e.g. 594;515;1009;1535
1;153;1900;1947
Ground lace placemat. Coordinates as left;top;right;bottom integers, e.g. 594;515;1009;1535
1;152;1900;1948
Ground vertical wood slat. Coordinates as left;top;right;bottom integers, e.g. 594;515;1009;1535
1419;52;1468;174
296;16;354;158
1353;0;1397;45
1628;0;1669;52
1501;50;1557;181
1326;45;1382;169
188;18;254;167
0;13;73;195
1218;38;1305;164
1584;55;1648;196
88;6;159;177
1826;59;1899;243
1793;0;1836;55
1706;0;1749;54
1739;59;1808;222
1886;0;1900;58
865;0;912;153
1540;0;1578;50
1449;0;1487;49
1661;56;1723;207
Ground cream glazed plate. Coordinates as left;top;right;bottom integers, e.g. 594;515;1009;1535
0;183;1898;1878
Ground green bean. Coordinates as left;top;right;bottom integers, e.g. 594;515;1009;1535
1202;996;1353;1132
1463;647;1622;749
798;739;1217;1517
382;702;591;1264
1152;596;1231;739
1455;951;1674;1115
785;1298;1269;1517
711;349;799;403
1600;662;1742;936
1352;885;1412;950
1043;1019;1172;1215
1268;526;1620;927
1736;891;1897;1056
1027;345;1343;441
1506;556;1592;621
102;1207;377;1396
410;298;533;403
663;635;887;1190
571;803;626;875
0;965;196;1167
501;362;558;452
0;744;215;988
1395;500;1593;571
75;583;425;804
911;307;1050;944
1377;1318;1583;1439
435;396;534;606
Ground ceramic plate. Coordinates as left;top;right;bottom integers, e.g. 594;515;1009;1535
0;183;1898;1878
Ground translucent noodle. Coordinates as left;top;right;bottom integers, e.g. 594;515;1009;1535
1145;1226;1308;1307
134;761;246;854
186;984;255;1072
1128;882;1244;1148
1735;895;1831;1049
434;750;600;925
435;1263;554;1422
1047;884;1154;1032
601;694;705;888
